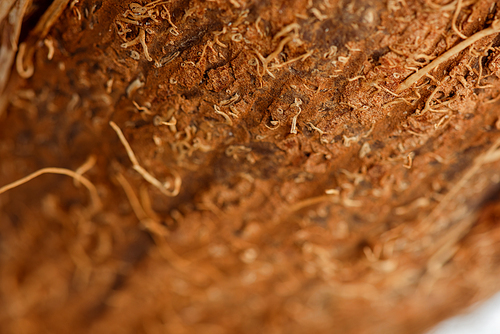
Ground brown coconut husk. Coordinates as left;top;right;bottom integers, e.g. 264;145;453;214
1;0;500;333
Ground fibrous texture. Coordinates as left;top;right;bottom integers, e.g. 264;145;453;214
1;1;500;333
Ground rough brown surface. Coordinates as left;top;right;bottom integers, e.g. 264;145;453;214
1;0;500;333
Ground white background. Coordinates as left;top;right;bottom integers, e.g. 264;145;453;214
428;292;500;334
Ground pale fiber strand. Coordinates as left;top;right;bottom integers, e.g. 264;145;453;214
397;20;500;93
0;167;101;211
